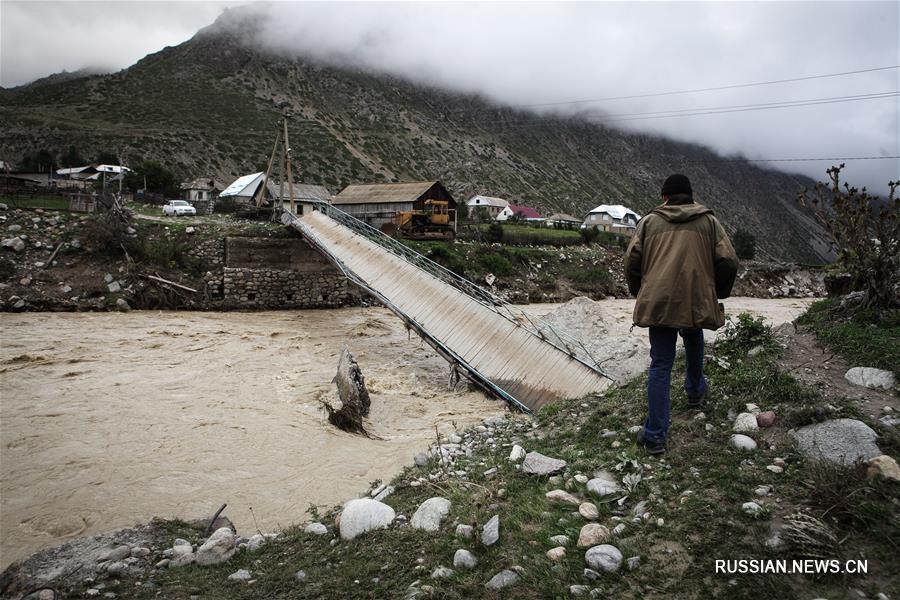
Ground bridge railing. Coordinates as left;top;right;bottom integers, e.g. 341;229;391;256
284;202;610;380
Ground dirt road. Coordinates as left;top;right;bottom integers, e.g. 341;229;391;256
0;297;812;567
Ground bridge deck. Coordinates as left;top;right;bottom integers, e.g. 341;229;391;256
289;209;608;411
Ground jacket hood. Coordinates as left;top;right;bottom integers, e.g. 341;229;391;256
651;202;714;223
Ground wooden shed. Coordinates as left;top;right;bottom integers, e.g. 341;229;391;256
331;181;456;230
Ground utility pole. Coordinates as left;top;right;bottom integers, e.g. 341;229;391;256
282;117;295;214
257;121;282;208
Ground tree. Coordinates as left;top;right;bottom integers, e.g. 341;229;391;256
19;148;56;172
733;228;757;260
95;150;120;165
59;145;86;168
798;165;899;309
485;223;504;243
124;160;178;196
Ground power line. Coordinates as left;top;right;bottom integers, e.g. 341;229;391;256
452;64;900;112
481;91;899;129
729;156;900;163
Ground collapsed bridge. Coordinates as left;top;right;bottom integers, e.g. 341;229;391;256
282;203;610;412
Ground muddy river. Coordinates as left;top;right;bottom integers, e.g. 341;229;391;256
0;298;811;567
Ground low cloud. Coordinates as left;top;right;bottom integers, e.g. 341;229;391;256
3;1;898;190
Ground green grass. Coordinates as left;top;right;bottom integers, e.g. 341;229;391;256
797;299;900;376
60;313;897;599
0;194;71;210
472;222;582;246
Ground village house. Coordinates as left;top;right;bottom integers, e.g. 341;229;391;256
507;204;544;224
181;177;225;203
55;164;131;190
583;204;641;236
545;212;582;229
331;181;457;231
219;172;330;210
466;195;509;219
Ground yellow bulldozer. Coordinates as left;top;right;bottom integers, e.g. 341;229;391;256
392;200;456;240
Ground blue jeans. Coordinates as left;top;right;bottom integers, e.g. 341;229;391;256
643;326;708;444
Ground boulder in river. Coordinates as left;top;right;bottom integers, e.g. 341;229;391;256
323;348;371;435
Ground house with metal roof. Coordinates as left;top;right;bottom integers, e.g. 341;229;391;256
506;204;544;223
583;204;641;235
220;172;331;207
467;195;509;219
545;212;582;229
332;181;456;230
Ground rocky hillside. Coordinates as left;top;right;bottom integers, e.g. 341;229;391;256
0;13;832;263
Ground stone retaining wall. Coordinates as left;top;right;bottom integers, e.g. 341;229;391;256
186;236;357;309
188;199;216;215
222;268;351;309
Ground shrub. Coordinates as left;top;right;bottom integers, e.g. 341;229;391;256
798;166;899;309
477;253;513;276
579;227;600;245
733;228;757;260
485;223;504;243
715;312;772;356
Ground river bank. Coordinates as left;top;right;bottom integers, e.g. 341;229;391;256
0;206;826;314
0;299;813;569
2;299;895;600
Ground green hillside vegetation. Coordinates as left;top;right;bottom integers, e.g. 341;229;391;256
0;14;832;264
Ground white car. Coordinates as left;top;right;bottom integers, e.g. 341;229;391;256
162;200;197;217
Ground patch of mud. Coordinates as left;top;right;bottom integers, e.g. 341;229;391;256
775;324;899;413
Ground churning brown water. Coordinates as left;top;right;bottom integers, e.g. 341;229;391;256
0;298;811;567
0;307;502;568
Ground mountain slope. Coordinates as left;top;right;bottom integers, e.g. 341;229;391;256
0;20;832;263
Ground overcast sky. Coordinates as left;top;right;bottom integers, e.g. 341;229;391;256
2;1;898;190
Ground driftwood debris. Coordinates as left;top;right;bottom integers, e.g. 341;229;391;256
141;274;198;293
322;348;371;435
43;242;64;269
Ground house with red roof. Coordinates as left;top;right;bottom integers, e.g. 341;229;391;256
505;204;544;223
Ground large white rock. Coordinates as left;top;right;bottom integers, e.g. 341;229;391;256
304;522;328;536
845;367;896;390
247;534;266;552
577;524;610;548
411;497;451;532
338;498;396;540
584;544;623;573
485;569;519;589
547;547;566;562
545;489;580;506
867;455;900;481
790;419;881;466
733;413;760;433
195;527;236;566
453;549;478;569
228;569;252;581
586;476;621;497
482;515;500;546
1;237;25;252
508;444;526;462
730;434;757;451
522;451;567;475
579;502;600;520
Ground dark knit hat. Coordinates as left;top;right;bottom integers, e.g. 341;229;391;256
661;174;692;197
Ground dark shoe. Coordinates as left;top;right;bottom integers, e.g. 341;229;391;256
686;394;706;409
636;430;666;455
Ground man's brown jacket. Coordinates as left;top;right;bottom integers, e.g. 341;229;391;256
624;199;739;330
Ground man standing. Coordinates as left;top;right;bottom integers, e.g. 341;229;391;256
624;174;739;455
